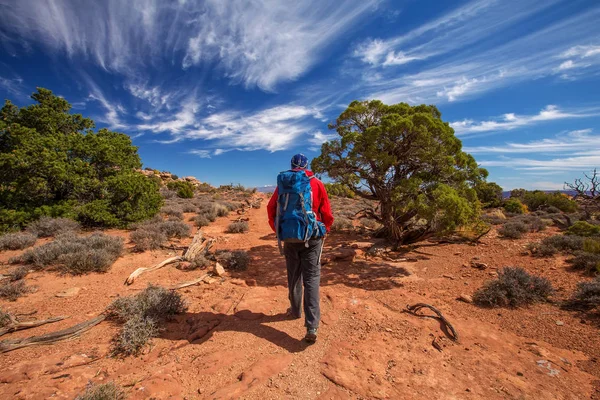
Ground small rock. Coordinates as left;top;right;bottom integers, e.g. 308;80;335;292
214;262;226;277
471;261;488;270
555;320;564;326
517;372;524;377
202;276;217;284
442;274;455;280
457;294;473;303
56;287;81;298
245;279;257;286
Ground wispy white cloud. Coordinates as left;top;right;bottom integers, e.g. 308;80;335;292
83;76;128;129
0;0;378;91
479;155;600;171
188;149;211;158
0;76;24;96
464;129;599;153
451;105;597;135
309;131;338;146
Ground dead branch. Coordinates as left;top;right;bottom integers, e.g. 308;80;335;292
0;315;106;353
125;230;215;285
0;316;68;337
404;303;459;342
169;274;210;290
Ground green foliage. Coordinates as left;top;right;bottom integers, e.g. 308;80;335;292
107;285;186;356
567;221;600;237
474;181;503;208
503;198;527;214
473;267;554;308
521;191;577;213
0;88;162;231
75;382;125;400
167;180;194;198
311;100;485;244
324;183;355;198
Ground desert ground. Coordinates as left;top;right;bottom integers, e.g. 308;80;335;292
1;193;599;400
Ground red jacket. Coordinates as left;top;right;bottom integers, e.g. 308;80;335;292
267;169;334;232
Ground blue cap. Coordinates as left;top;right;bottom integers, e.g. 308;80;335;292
291;153;308;169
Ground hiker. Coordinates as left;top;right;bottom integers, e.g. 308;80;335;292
267;153;334;343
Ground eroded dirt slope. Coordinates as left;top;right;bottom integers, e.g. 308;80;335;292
1;197;599;399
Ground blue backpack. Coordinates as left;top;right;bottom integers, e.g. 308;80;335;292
275;170;326;253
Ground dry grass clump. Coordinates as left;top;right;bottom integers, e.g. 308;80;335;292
331;217;353;232
226;221;249;233
0;309;11;328
130;219;191;251
11;233;123;274
566;277;600;311
529;234;584;256
193;215;210;228
217;250;250;271
9;266;29;281
0;280;31;301
473;267;554;308
75;382;125;400
0;232;37;251
27;217;80;237
107;285;187;356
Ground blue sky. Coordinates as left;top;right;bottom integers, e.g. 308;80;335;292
1;0;599;190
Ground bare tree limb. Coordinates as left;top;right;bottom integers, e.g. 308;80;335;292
404;303;459;342
0;316;68;337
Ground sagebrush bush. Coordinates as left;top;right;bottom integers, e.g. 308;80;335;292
331;217;353;232
217;250;250;271
189;253;211;269
107;285;187;356
0;232;37;251
567;221;600;237
10;266;29;281
181;203;197;213
161;206;184;220
473;267;554;308
160;187;177;199
159;220;190;238
567;277;600;310
12;233;123;274
130;228;167;251
569;251;600;274
503;198;527;214
0;280;31;301
0;309;11;328
27;217;80;237
226;221;249;233
529;234;584;256
194;215;210;228
75;382;125;400
498;221;528;239
359;218;381;230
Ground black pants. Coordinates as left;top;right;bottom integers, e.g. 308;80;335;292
283;239;323;329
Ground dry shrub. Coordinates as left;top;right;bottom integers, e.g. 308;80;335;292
0;280;31;301
359;218;381;230
159;187;177;199
569;251;600;274
331;217;353;232
529;234;584;256
498;221;528;239
473;267;554;308
181;203;198;213
217;250;250;271
0;309;11;327
0;232;37;251
11;233;123;274
107;285;187;356
10;266;29;281
160;205;184;220
226;221;249;233
567;277;600;311
194;215;210;228
27;217;80;237
214;204;229;217
75;382;125;400
159;220;190;238
130;220;190;251
189;253;211;270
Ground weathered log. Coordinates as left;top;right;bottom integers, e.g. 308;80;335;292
125;230;214;285
0;316;68;337
169;274;210;290
0;315;106;353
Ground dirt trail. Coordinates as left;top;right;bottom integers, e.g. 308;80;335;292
1;197;599;399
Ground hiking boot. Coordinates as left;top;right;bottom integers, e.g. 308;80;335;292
304;327;318;343
286;308;301;320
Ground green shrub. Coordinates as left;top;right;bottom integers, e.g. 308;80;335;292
107;285;187;356
75;382;125;400
11;232;123;274
474;181;503;208
27;217;80;237
503;198;527;214
167;181;194;199
521;191;577;213
217;250;250;271
473;267;554;308
324;183;355;198
567;221;600;237
0;232;37;251
498;221;528;239
226;221;249;233
0;280;31;301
